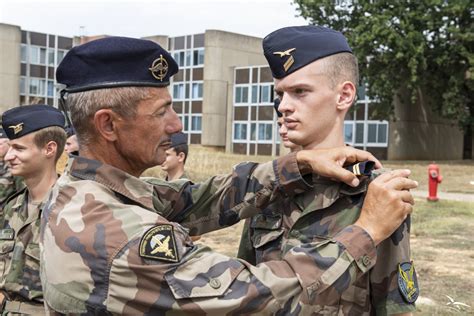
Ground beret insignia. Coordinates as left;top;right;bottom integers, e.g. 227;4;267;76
149;54;169;81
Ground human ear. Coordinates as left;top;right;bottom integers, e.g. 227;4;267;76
336;81;356;111
93;109;120;142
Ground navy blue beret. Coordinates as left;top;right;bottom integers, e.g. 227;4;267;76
2;104;65;140
273;98;282;118
263;25;353;79
170;132;187;148
57;37;179;93
65;126;75;137
0;128;7;139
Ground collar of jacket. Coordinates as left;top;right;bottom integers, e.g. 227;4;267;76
66;156;155;211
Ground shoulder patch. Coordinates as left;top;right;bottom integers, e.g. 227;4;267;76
139;225;179;263
398;261;419;303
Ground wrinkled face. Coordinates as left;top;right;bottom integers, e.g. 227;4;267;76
275;59;339;149
161;148;181;172
114;87;182;170
0;139;9;158
65;135;79;153
4;133;46;177
277;117;299;151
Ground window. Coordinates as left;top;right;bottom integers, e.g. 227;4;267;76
48;48;55;66
260;85;273;103
250;123;257;141
233;123;247;141
378;124;388;143
192;82;203;99
258;123;273;141
29;78;45;96
173;83;185;99
367;122;388;145
235;86;249;104
174;51;185;67
344;122;354;143
47;80;55;97
57;50;66;65
185;51;192;66
355;123;364;144
193;49;204;66
19;77;26;94
368;123;377;143
251;85;258;103
40;48;47;64
30;47;40;64
180;115;189;132
191;115;202;131
20;45;27;63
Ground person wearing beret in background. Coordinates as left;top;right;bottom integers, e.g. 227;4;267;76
238;25;419;315
161;132;189;181
39;36;390;314
64;126;79;156
0;127;24;208
0;104;66;315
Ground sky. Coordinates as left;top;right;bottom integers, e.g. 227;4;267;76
0;0;308;39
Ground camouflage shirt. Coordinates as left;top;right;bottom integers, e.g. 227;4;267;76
0;187;43;303
0;161;24;207
238;174;417;315
40;155;377;315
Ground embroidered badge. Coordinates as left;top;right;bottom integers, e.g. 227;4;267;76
149;54;169;81
398;261;419;303
8;123;24;135
139;225;179;263
273;48;296;72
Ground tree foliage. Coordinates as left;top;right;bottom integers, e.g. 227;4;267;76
293;0;473;131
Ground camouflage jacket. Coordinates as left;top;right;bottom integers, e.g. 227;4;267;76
0;161;24;207
0;187;43;303
238;174;417;315
40;154;376;315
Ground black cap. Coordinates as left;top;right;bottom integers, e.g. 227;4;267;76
170;132;187;148
1;105;65;140
273;98;282;118
263;25;352;79
65;126;76;137
56;36;179;93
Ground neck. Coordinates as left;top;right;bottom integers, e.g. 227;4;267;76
303;118;346;150
82;142;143;177
25;164;58;203
166;167;184;181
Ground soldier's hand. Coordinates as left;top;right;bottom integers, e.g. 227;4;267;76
296;146;382;187
355;169;418;245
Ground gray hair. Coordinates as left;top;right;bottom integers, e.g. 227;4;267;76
65;87;153;145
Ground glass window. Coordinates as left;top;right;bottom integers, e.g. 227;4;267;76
235;86;249;104
260;85;272;103
355;122;364;143
192;83;203;99
251;85;258;104
357;84;366;100
193;49;204;66
30;47;40;64
234;123;247;140
173;83;185;99
368;123;377;143
40;48;47;64
258;123;273;141
29;78;40;95
250;123;256;141
185;51;192;66
344;122;353;143
20;45;27;63
20;77;26;94
48;48;55;66
378;123;388;143
57;50;66;65
182;115;189;132
191;116;202;131
47;80;55;97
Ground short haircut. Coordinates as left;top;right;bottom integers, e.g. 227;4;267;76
319;52;359;90
33;126;67;162
171;144;188;164
65;87;153;145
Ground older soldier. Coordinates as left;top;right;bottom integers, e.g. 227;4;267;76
238;26;419;315
0;128;24;206
0;105;66;314
40;37;413;314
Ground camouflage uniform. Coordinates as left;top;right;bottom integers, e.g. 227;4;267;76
40;154;377;315
238;173;416;315
0;161;24;207
0;188;45;314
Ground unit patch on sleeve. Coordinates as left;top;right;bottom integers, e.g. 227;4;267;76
139;225;179;263
398;261;419;303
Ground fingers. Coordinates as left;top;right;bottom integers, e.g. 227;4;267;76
374;169;412;183
386;177;419;191
341;147;383;169
399;190;415;205
328;167;360;187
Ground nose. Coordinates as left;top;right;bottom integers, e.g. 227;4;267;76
4;147;14;162
277;94;293;116
166;109;183;134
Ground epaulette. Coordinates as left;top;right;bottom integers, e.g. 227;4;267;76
344;161;375;176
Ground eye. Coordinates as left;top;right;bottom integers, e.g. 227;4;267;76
294;88;306;95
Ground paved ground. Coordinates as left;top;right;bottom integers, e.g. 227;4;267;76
412;190;474;203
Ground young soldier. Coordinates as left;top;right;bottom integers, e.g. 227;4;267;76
40;36;415;314
0;104;66;314
161;132;189;181
0;128;24;207
238;25;419;315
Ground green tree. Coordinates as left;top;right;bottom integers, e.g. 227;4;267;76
294;0;473;158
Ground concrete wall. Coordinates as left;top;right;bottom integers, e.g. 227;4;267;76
388;89;464;160
142;35;169;49
201;30;267;148
0;23;21;113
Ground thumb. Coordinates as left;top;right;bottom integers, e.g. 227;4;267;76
330;168;360;187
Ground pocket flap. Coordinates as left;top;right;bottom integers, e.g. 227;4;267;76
250;213;282;230
0;240;15;254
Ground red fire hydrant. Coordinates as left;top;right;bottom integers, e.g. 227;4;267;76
428;163;442;201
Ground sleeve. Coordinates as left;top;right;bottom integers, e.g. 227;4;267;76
105;223;377;314
236;218;256;264
370;216;417;314
147;152;312;235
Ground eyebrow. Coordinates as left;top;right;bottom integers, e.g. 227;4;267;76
275;82;313;94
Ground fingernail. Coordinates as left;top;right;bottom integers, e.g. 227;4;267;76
414;181;419;186
405;169;411;174
351;178;360;187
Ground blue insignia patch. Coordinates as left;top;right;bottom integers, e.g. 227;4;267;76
398;261;419;303
139;225;179;263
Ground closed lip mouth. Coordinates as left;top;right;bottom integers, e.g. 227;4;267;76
284;118;298;124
